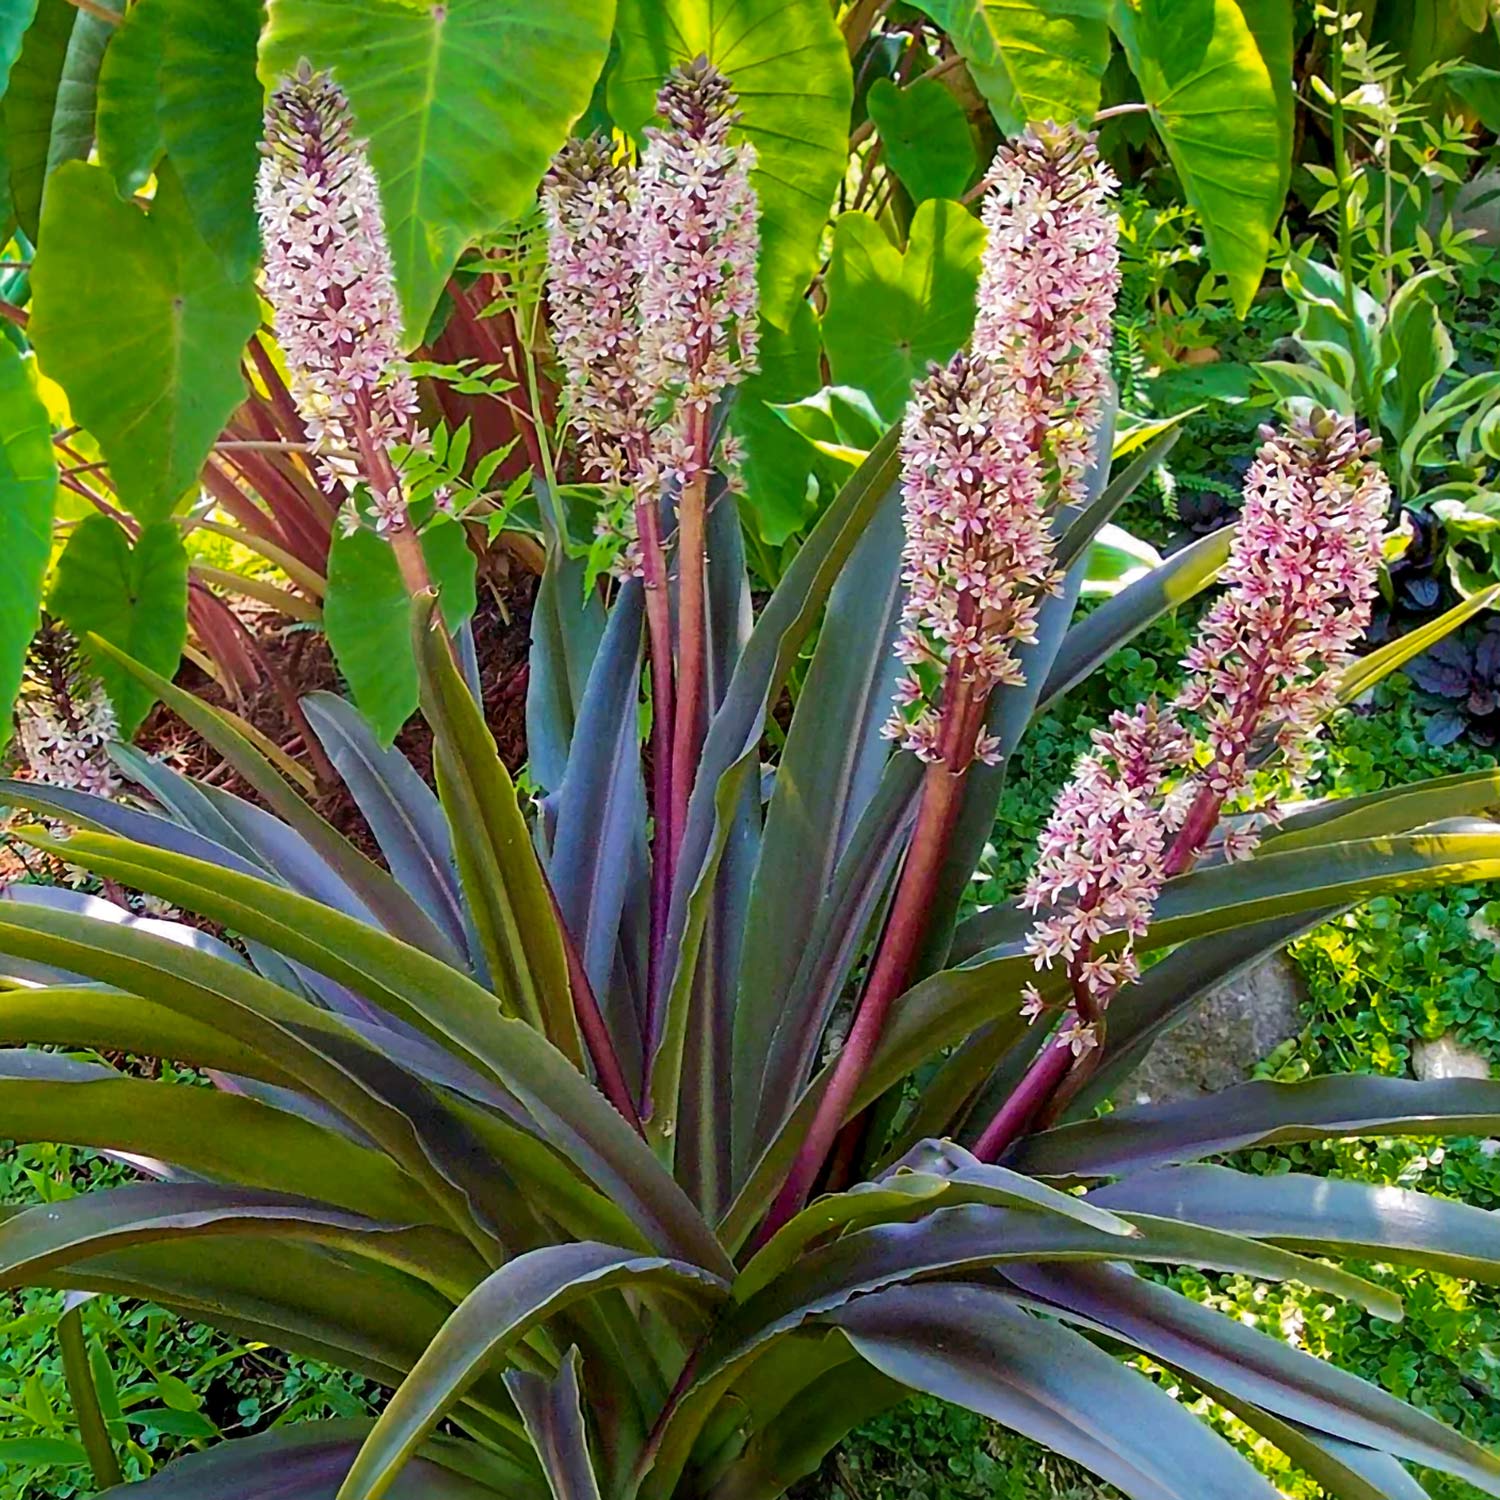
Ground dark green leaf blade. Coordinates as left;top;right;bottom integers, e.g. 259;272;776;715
29;161;258;521
836;1281;1278;1500
0;341;55;754
338;1242;728;1500
50;515;188;735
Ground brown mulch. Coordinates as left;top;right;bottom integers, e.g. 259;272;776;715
135;564;537;849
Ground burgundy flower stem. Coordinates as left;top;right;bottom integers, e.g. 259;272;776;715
758;754;966;1242
668;407;712;868
638;492;677;1039
547;881;645;1134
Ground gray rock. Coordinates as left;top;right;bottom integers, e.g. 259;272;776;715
1412;1033;1491;1082
1118;953;1305;1107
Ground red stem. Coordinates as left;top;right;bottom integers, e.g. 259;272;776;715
549;884;645;1135
758;758;966;1241
667;411;712;869
638;495;677;1057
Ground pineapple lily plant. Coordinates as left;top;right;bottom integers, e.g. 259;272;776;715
8;61;1500;1500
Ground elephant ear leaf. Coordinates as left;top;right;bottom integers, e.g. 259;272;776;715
0;343;56;754
49;515;188;738
1108;0;1290;316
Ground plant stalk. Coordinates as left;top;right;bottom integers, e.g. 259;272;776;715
759;756;965;1239
668;410;712;868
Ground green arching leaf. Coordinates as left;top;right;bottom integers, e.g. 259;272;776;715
821;197;987;421
413;601;581;1065
260;0;615;343
0;1065;439;1225
86;635;465;962
81;1423;529;1500
865;76;977;203
324;522;478;746
1013;1262;1500;1497
0;0;40;90
95;0;165;193
1108;0;1289;316
1335;580;1500;704
29;162;258;522
608;0;853;331
1452;62;1500;133
1093;1164;1500;1284
157;0;264;269
1012;1076;1500;1180
338;1243;729;1500
0;342;56;754
3;0;73;238
907;0;1111;134
49;515;188;737
0;1181;485;1296
835;1283;1280;1500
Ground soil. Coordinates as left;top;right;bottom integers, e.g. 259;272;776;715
134;563;536;850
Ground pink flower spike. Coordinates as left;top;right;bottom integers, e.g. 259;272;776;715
257;65;415;530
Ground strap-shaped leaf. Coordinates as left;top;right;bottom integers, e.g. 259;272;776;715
0;1182;484;1297
303;691;468;959
414;601;580;1064
704;1201;1394;1380
0;904;536;1251
834;1282;1278;1500
1336;581;1500;705
547;580;647;1076
1269;767;1500;853
1012;1076;1500;1179
0;1061;434;1224
339;1243;730;1500
1010;1263;1500;1497
1067;911;1333;1115
735;1146;1136;1303
106;1421;533;1499
1036;524;1232;714
525;501;605;795
89;636;460;964
503;1348;603;1500
1198;1378;1434;1500
734;484;904;1167
1094;1164;1500;1282
651;425;901;1151
1;835;730;1275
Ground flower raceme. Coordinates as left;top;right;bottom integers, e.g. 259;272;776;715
636;56;760;488
541;138;652;501
1018;411;1389;1057
883;121;1118;771
257;66;419;539
884;351;1059;766
974;122;1120;508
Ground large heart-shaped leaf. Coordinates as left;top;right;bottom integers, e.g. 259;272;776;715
29;161;258;522
260;0;615;342
1109;0;1289;315
821;197;987;420
48;515;188;736
323;519;478;746
0;342;55;753
158;0;264;269
908;0;1111;134
608;0;853;330
3;0;79;238
95;0;165;193
865;76;977;203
